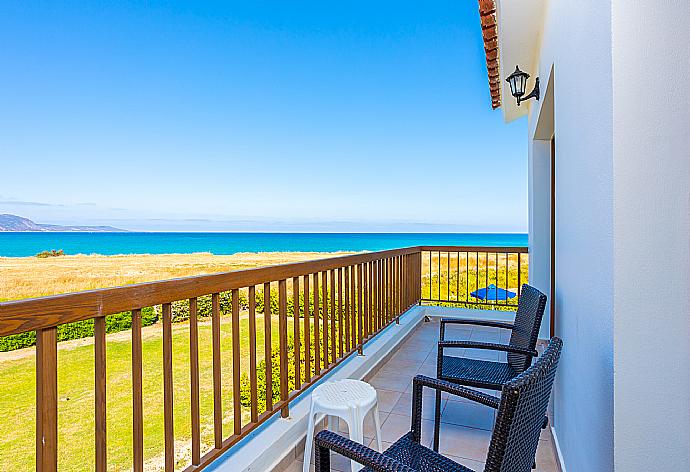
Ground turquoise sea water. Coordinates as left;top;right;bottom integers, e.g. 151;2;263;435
0;232;527;257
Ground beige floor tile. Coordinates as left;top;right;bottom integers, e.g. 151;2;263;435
416;361;438;377
443;326;473;338
379;357;423;373
535;439;559;471
378;413;436;447
390;390;446;421
369;371;413;393
441;399;496;431
375;388;404;413
335;409;389;440
444;454;486;471
463;348;500;361
436;423;492;461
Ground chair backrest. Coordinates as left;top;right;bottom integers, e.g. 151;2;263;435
507;284;547;373
484;337;563;472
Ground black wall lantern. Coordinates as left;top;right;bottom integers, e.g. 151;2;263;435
506;65;540;106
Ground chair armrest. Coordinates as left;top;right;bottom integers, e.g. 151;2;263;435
412;375;500;410
438;340;538;358
439;318;514;340
314;430;417;472
440;318;514;330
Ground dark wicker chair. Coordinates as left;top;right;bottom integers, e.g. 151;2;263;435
434;284;547;450
314;337;563;472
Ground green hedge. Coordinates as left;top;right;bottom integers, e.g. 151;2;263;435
0;307;158;352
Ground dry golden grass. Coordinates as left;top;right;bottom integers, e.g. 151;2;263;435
0;251;355;301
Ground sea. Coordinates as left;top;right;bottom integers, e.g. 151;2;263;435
0;232;527;258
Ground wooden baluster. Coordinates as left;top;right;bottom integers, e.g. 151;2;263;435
189;299;201;465
402;255;406;309
372;261;381;332
131;309;143;472
162;303;174;471
517;253;522;303
384;258;389;323
351;265;356;348
344;266;350;352
95;316;107;472
278;280;289;417
292;278;300;390
232;289;242;434
303;276;311;382
211;293;223;448
248;287;258;423
329;269;336;364
357;263;363;353
313;273;320;376
264;283;273;411
379;259;384;329
337;268;343;358
391;258;395;319
364;262;370;341
394;256;398;314
36;326;57;472
321;271;329;367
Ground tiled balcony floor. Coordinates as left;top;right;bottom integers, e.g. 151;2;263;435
279;319;560;472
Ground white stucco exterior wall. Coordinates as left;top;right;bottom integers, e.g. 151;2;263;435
521;0;690;470
527;138;551;340
611;1;690;470
525;1;615;470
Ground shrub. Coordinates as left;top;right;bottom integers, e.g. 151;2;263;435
36;249;65;258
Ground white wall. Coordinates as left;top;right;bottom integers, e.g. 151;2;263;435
611;0;690;469
528;138;551;340
526;1;615;470
525;0;690;470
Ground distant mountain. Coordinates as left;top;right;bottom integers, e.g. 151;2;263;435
0;214;126;232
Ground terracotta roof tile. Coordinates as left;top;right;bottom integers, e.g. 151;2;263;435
478;0;501;109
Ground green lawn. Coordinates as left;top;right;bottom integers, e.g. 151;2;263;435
0;315;290;471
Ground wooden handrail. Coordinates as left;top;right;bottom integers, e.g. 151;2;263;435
418;245;528;253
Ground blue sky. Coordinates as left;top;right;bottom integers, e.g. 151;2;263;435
0;1;527;232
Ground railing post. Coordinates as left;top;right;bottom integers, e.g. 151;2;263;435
36;326;57;472
131;309;144;472
278;280;289;418
94;316;107;472
162;303;174;471
189;299;201;466
211;293;223;448
357;263;364;354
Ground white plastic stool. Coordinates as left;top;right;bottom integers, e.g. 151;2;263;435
303;379;383;472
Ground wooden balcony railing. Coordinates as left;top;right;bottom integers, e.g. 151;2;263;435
0;245;526;471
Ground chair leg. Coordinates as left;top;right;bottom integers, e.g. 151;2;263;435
372;405;383;452
347;411;365;472
315;443;331;472
542;416;549;429
433;389;442;452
